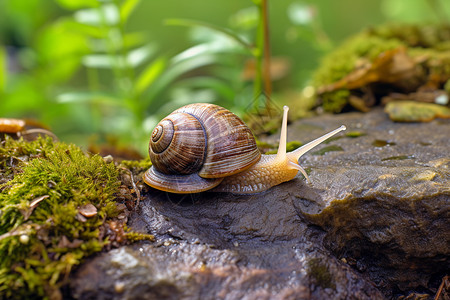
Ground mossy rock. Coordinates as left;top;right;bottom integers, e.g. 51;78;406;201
312;23;450;113
0;137;152;299
385;100;450;122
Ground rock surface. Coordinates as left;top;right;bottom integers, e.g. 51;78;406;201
70;109;449;299
290;109;449;297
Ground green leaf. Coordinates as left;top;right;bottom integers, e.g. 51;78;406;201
127;44;156;67
143;53;218;108
171;42;246;65
165;18;254;53
120;0;141;23
135;56;167;95
174;76;236;102
86;32;146;53
81;43;155;69
74;4;119;26
229;7;259;30
82;54;123;69
64;20;108;39
55;0;100;10
0;77;48;115
122;32;147;49
56;92;121;105
35;19;90;82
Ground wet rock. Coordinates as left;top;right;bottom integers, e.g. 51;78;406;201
70;108;448;299
290;109;449;297
71;183;384;300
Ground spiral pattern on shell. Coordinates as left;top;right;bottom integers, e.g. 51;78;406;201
145;103;261;193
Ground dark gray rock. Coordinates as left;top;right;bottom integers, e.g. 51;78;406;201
70;109;449;299
71;183;384;300
290;109;450;297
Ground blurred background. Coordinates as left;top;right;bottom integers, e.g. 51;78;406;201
0;0;449;155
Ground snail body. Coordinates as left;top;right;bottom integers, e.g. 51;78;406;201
144;103;346;194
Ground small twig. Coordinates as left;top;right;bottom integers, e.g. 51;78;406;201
23;195;50;220
434;275;449;300
261;0;272;101
0;224;36;242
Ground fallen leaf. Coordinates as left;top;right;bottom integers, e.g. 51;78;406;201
385;101;450;122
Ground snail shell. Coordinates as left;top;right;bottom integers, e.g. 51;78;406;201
0;118;58;141
144;103;261;193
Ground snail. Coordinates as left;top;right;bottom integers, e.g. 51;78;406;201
0;118;58;141
144;103;346;194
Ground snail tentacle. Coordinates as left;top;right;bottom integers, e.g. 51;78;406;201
275;105;289;160
286;125;346;163
286;160;311;183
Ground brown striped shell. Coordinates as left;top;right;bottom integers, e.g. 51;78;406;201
144;103;261;193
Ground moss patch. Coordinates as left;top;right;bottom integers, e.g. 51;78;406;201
307;258;335;290
345;131;366;138
313;35;403;87
262;140;304;155
0;136;152;299
313;23;450;113
120;157;152;173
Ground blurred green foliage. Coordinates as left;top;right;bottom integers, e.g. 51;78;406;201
0;0;448;153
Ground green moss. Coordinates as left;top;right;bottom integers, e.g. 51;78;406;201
312;23;450;112
445;79;450;93
125;230;155;242
0;136;146;299
120;157;152;172
307;258;335;290
261;140;303;155
286;141;303;152
345;131;366;138
385;100;450;121
372;139;396;147
313;35;404;87
256;139;275;150
367;23;450;49
320;90;351;114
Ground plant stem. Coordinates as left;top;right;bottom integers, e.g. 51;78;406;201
254;0;272;111
262;0;272;102
253;2;264;109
